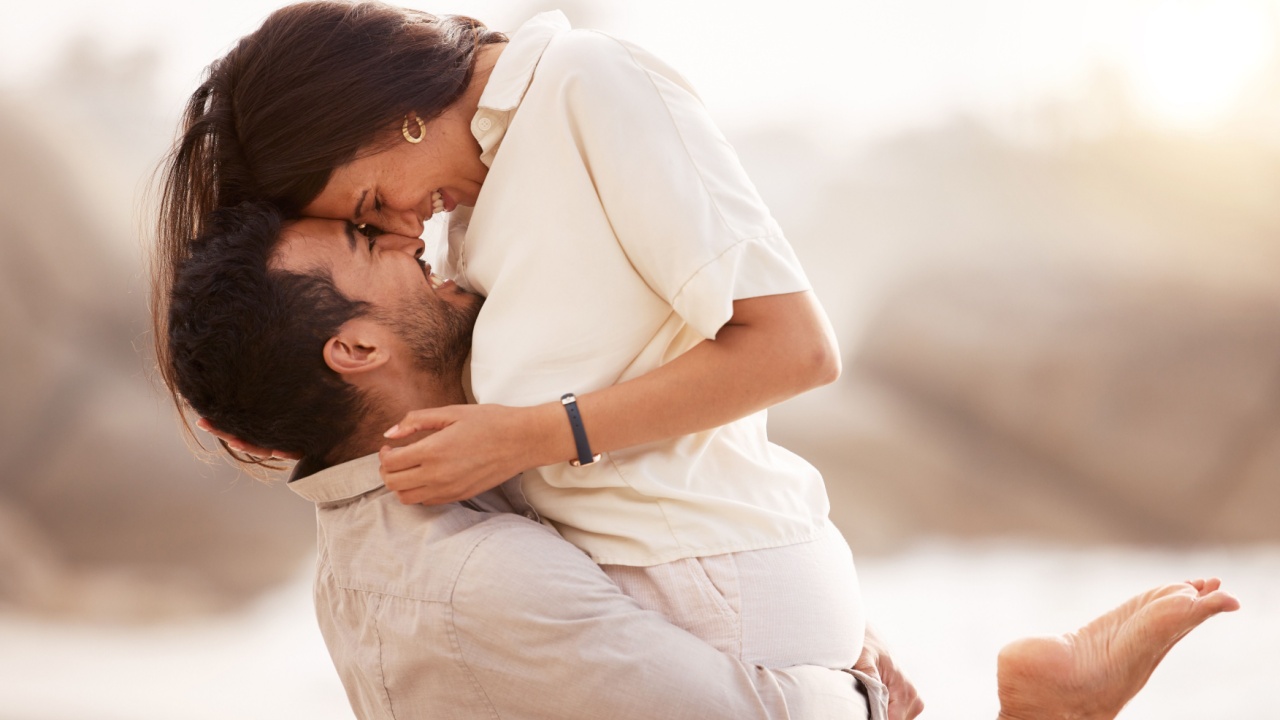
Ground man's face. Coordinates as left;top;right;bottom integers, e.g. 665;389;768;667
273;218;482;374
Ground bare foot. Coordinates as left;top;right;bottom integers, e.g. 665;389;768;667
996;578;1239;720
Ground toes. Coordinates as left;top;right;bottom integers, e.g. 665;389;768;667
1196;589;1241;615
1184;578;1224;596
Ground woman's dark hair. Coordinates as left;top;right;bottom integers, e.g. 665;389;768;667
167;201;372;468
152;1;504;423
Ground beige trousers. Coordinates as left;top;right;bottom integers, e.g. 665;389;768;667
601;520;866;670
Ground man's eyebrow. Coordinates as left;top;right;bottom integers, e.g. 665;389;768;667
353;190;367;221
343;223;359;254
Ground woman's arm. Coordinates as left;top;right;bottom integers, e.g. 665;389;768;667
381;30;843;504
559;290;840;459
380;290;838;504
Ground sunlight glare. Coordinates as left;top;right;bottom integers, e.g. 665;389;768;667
1127;1;1276;130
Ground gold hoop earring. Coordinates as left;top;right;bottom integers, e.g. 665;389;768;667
402;115;426;144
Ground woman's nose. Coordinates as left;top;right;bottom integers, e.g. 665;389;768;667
383;208;425;238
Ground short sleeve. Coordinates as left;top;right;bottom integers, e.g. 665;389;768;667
547;31;812;340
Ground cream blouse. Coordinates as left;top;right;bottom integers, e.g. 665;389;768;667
437;11;831;566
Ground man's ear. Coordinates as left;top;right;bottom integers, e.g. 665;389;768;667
323;318;392;377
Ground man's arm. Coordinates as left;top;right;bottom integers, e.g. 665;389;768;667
446;522;865;719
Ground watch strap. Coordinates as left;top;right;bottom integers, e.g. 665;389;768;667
560;393;601;467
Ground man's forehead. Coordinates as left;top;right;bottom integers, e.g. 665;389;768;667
273;218;351;272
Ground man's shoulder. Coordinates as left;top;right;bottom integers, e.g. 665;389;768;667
317;491;546;604
450;515;619;617
457;513;589;578
312;504;553;718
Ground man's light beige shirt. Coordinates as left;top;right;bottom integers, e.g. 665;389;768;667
287;454;869;719
437;11;831;566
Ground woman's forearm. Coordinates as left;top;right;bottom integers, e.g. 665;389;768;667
522;290;841;466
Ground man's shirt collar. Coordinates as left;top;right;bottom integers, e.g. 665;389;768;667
288;453;383;504
287;452;523;516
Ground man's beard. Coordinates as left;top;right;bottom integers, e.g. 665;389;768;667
384;293;481;377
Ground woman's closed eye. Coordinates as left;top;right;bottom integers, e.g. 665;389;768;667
363;195;383;223
355;191;383;225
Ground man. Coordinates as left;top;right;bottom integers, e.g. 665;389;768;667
162;201;1238;720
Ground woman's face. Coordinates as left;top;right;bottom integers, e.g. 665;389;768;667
303;107;490;238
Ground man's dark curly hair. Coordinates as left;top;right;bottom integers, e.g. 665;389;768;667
165;200;371;467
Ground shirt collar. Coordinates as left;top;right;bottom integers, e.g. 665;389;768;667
479;11;570;113
287;453;383;504
471;11;569;165
286;452;521;515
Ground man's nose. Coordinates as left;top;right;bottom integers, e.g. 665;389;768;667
383;233;426;259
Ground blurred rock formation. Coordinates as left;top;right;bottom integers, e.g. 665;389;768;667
752;120;1280;552
0;56;313;621
855;270;1280;543
2;37;1278;623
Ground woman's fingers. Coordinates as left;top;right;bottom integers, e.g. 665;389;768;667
197;417;238;445
380;442;427;483
384;407;458;439
380;439;452;496
378;404;530;506
381;406;468;474
379;445;466;505
380;434;438;475
196;417;300;460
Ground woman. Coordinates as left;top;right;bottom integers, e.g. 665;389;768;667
156;1;865;676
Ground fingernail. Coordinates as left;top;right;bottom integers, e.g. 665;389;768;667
383;425;399;438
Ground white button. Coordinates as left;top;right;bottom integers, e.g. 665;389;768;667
476;116;494;132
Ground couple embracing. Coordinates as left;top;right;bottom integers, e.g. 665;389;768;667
154;4;1237;718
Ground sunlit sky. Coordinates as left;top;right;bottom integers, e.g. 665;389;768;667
5;0;1279;141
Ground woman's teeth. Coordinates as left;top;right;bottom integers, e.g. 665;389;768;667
429;274;445;290
431;190;445;215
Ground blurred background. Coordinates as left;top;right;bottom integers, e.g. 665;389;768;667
1;0;1277;717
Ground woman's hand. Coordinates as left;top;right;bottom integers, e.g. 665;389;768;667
380;403;558;505
855;625;924;720
196;418;301;461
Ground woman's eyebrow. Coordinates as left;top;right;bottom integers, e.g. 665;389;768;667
353;190;367;220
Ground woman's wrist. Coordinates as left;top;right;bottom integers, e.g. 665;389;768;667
523;400;581;468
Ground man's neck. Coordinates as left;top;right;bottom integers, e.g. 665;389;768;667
331;368;468;465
